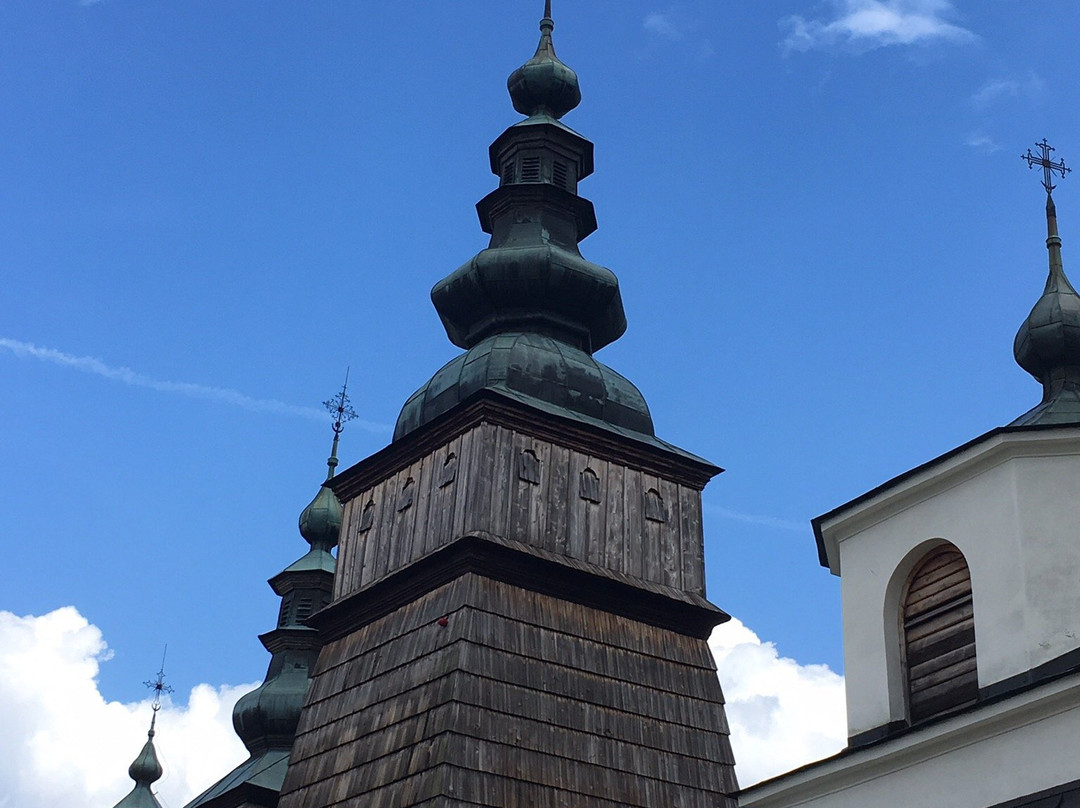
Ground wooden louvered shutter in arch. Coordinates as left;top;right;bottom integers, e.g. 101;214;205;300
903;546;978;722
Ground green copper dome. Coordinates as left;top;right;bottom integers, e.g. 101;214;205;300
1012;193;1080;426
112;719;164;808
298;483;342;554
507;4;581;120
232;663;312;754
397;3;651;442
395;331;653;440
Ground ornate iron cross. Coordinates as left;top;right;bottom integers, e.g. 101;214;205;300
1023;139;1071;194
324;368;358;436
143;646;175;714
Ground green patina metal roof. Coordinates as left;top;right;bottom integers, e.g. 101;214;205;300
112;717;164;808
396;4;663;444
1011;192;1080;426
396;331;652;441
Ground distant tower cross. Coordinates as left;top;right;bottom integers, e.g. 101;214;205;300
322;368;359;479
324;368;359;436
1023;139;1071;195
143;646;175;718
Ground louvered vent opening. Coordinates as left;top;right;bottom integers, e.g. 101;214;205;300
296;596;315;622
278;593;294;627
501;160;515;185
521;156;541;182
903;546;978;723
552;160;569;189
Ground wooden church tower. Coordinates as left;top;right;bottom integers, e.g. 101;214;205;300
276;6;739;807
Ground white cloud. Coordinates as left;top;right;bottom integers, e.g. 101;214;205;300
0;608;254;808
970;72;1045;109
966;132;1002;154
782;0;977;54
0;607;847;801
711;618;847;786
644;12;682;41
0;337;389;432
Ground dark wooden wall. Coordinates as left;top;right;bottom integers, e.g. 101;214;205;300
279;574;737;808
335;422;706;602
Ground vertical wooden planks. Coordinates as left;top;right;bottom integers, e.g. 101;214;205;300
607;463;627;575
659;477;682;589
682;487;706;595
490;424;514;539
546;443;570;558
452;425;476;540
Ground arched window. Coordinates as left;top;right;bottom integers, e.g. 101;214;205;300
902;545;978;722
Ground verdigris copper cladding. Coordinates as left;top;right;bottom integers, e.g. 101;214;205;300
397;2;643;441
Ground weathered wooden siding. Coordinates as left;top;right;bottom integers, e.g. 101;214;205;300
334;422;707;601
903;546;978;722
280;574;737;808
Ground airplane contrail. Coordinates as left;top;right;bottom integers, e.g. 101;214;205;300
0;337;389;433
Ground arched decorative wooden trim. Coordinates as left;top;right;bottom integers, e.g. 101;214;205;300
358;500;376;533
518;449;541;484
579;467;601;503
397;477;415;512
902;544;977;722
644;488;667;523
438;452;458;488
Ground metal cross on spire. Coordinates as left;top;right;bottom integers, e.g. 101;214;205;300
323;368;358;437
321;368;358;480
1023;139;1071;195
143;646;174;723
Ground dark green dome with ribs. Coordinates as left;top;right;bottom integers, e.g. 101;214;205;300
396;4;656;441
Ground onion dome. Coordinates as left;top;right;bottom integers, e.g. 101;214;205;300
298;483;342;555
399;3;645;442
112;712;164;808
396;332;651;440
231;664;311;754
1011;193;1080;425
508;1;581;120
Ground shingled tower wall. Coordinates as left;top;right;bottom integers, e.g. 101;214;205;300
278;8;738;807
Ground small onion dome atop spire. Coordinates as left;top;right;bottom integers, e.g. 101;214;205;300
1012;193;1080;425
112;710;164;808
508;1;581;120
295;374;354;558
298;484;343;554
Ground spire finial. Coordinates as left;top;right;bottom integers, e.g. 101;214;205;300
507;0;581;119
142;646;174;733
1012;140;1080;426
112;654;169;806
1021;140;1071;274
321;368;358;481
1023;138;1071;196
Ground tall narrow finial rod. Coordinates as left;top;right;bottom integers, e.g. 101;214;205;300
322;369;358;481
1023;138;1071;195
544;0;552;20
142;647;174;732
1023;140;1071;274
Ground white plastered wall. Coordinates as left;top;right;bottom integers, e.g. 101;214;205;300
820;430;1080;737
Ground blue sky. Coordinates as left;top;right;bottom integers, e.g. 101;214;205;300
2;1;1078;802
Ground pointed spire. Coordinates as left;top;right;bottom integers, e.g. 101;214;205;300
508;1;581;120
297;376;354;554
398;5;656;442
321;368;358;481
1012;140;1080;426
112;658;169;808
